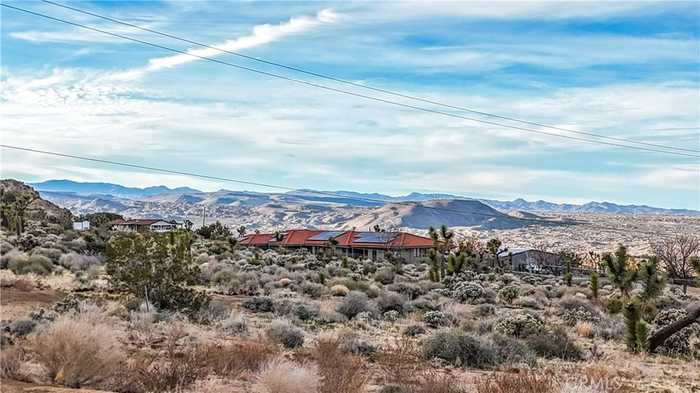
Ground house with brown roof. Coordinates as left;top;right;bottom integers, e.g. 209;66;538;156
113;219;178;233
239;229;435;263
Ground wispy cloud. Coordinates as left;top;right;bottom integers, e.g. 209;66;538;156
112;8;339;80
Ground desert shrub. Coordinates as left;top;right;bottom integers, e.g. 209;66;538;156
8;253;53;275
451;281;484;303
337;332;377;356
605;295;623;314
220;311;248;334
526;327;583;360
105;231;209;314
0;270;17;287
377;291;406;313
255;357;319;393
423;310;451;328
476;304;496;317
30;313;125;388
375;336;425;387
118;343;210;392
493;312;544;338
474;371;557;393
490;333;536;366
404;324;427;337
498;285;519;304
0;249;27;269
57;252;102;272
563;308;600;326
388;282;423;300
266;320;305;348
336;291;374;319
330;284;350;296
10;319;36;337
375;268;396;285
0;346;24;379
422;329;497;369
31;247;64;263
243;296;274;312
315;336;369;393
204;341;280;377
301;282;328;298
595;315;625;341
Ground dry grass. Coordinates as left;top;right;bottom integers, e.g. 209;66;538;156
375;336;426;387
0;346;25;380
255;357;320;393
576;321;595;338
30;312;125;388
203;339;280;377
314;335;369;393
474;371;558;393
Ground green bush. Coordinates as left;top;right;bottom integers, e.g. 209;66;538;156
526;327;583;360
9;254;53;275
606;295;624;314
266;320;304;348
422;329;497;369
336;291;374;319
105;231;209;315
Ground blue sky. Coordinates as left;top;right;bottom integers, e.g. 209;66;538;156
1;0;699;209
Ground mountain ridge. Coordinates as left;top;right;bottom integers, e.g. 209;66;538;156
28;179;699;216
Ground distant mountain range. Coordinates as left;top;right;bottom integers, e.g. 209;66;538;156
30;179;699;217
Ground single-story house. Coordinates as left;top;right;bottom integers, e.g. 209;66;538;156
72;220;90;231
498;248;564;274
113;219;178;233
239;229;435;263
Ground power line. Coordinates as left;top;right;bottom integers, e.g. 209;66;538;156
0;144;679;238
3;3;700;159
39;0;700;155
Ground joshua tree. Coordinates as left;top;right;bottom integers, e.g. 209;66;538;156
486;238;502;268
623;299;648;353
0;190;35;236
427;249;443;282
590;271;599;300
638;256;665;302
237;225;247;238
603;245;638;298
447;251;470;275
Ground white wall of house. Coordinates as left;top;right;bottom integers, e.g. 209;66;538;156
73;221;90;231
149;221;176;232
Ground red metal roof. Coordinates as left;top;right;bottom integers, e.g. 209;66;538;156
240;230;433;249
239;233;275;246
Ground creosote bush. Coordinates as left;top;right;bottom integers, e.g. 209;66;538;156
422;329;497;369
266;319;305;348
526;327;583;360
336;291;374;319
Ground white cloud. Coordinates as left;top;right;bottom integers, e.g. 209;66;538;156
111;8;339;80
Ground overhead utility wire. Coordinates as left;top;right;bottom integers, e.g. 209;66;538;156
3;3;699;159
40;0;700;155
0;144;675;238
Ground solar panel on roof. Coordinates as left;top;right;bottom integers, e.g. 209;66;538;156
354;232;397;243
308;231;344;241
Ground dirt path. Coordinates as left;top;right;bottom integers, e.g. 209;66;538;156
0;287;62;320
0;380;111;393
